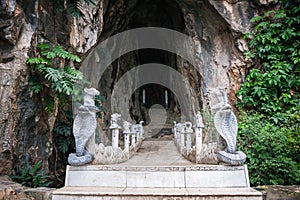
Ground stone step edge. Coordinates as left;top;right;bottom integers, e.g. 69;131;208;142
53;187;262;197
68;164;246;172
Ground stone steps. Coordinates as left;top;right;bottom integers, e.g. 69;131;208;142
52;141;262;199
63;165;250;188
53;187;262;200
52;164;262;200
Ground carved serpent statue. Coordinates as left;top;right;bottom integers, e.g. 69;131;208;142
214;104;246;165
68;88;100;166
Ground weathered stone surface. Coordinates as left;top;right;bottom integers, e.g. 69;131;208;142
0;0;64;175
255;185;300;200
0;0;277;182
24;187;54;200
0;176;55;200
70;0;104;53
0;0;25;45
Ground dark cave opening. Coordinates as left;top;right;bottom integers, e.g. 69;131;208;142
98;0;186;126
127;0;185;125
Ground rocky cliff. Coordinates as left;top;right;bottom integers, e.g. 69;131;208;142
0;0;277;178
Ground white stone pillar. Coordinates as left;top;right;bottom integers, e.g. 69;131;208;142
186;132;192;150
112;129;119;149
173;122;178;145
136;129;140;142
195;127;203;163
194;111;205;163
174;129;177;144
139;121;144;139
184;122;193;151
123;132;130;153
180;131;185;151
110;113;121;149
131;133;136;146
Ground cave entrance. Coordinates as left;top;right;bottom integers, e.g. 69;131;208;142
95;0;186;128
126;0;185;126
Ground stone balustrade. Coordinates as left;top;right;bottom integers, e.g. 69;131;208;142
110;119;144;158
173;112;206;163
92;113;144;165
173;108;246;166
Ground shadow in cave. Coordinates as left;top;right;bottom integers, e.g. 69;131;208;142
128;0;185;126
98;0;186;129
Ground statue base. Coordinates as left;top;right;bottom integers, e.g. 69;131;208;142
53;164;262;199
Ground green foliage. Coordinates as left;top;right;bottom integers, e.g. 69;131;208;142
53;111;75;154
11;161;52;188
27;43;83;95
27;43;84;112
238;0;300;114
237;111;300;186
237;1;300;186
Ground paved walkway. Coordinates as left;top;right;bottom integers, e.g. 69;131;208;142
120;139;193;166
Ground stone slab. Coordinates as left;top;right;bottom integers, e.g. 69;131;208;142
65;164;250;188
185;169;248;188
66;166;126;187
126;171;185;188
52;187;262;200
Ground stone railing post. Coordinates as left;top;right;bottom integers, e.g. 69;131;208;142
139;121;144;139
131;132;136;146
173;121;178;146
130;125;137;147
110;113;121;149
111;128;119;149
179;124;185;152
184;122;193;151
176;123;182;147
123;131;130;153
123;121;132;153
194;111;205;163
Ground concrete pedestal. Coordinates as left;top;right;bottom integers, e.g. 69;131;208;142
52;141;262;200
52;164;262;200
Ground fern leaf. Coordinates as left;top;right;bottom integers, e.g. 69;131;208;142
29;77;43;94
57;140;69;153
26;57;44;65
44;68;60;82
37;43;50;50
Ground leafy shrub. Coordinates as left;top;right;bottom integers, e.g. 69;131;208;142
27;43;83;95
237;111;300;186
11;160;52;188
236;0;300;186
238;0;300;114
53;111;75;154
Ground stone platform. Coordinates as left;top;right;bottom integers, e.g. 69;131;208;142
52;140;262;200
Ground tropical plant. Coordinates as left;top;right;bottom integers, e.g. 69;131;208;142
238;0;300;114
237;111;300;186
11;160;52;188
27;43;84;114
53;111;75;154
236;0;300;186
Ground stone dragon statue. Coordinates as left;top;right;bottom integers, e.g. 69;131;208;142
68;88;100;166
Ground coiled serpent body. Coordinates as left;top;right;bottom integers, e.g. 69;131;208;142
214;105;246;165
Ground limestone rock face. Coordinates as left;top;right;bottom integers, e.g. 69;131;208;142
70;0;104;53
0;0;25;45
0;0;59;174
0;0;277;175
